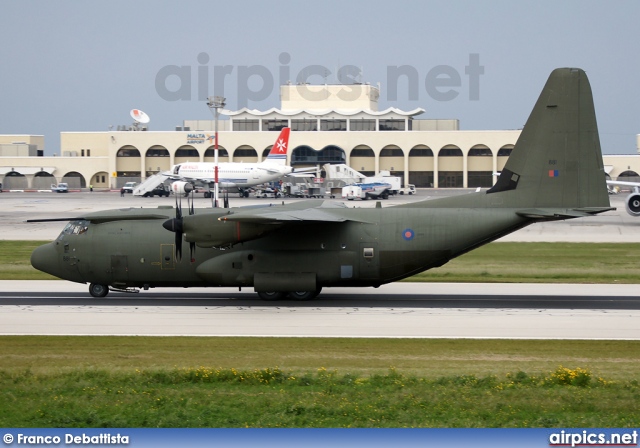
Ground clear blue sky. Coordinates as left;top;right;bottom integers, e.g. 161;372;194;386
1;0;638;154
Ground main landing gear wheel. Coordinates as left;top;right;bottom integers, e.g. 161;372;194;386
287;289;322;300
257;291;286;301
89;283;109;298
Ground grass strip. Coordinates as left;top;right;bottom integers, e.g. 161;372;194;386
1;365;638;427
0;337;639;427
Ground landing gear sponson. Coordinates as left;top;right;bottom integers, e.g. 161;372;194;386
88;284;322;300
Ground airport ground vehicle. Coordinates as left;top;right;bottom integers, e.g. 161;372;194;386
364;174;402;195
51;183;69;193
142;184;171;197
400;184;416;195
342;183;392;200
122;182;138;194
254;188;283;198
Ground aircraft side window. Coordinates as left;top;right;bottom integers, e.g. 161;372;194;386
363;248;374;258
58;220;89;239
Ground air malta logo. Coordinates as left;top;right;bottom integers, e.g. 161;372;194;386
276;138;287;153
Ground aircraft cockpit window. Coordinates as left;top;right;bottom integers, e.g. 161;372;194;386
57;220;89;240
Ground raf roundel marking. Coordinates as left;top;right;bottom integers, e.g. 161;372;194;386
402;228;415;241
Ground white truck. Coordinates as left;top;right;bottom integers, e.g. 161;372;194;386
342;182;392;200
364;171;402;195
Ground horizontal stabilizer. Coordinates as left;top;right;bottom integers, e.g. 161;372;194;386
516;207;615;220
256;166;281;175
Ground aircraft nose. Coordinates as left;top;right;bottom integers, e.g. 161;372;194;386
31;243;59;275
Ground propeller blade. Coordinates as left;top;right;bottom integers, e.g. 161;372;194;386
189;186;194;216
190;241;196;263
171;194;183;260
175;231;182;261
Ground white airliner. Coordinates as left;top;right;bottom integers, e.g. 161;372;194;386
168;128;293;197
606;179;640;216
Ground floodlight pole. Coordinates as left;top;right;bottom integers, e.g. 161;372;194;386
207;96;226;208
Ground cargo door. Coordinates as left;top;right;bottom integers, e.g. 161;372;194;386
110;255;129;283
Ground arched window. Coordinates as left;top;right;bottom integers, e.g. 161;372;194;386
116;146;140;157
438;145;463;157
468;145;492;157
350;146;375;157
175;146;199;158
409;146;433;157
234;146;258;158
617;170;640;182
380;146;404;157
204;147;229;157
62;171;86;188
498;145;514;157
146;146;169;157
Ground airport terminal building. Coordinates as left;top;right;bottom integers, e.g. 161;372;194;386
2;83;640;190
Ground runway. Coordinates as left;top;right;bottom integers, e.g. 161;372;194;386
2;281;639;339
3;190;640;340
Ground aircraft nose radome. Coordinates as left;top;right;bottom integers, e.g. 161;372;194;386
30;243;58;275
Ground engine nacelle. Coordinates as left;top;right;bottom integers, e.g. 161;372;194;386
171;181;194;195
179;213;281;247
625;193;640;216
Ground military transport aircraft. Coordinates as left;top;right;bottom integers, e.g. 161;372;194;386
29;68;613;300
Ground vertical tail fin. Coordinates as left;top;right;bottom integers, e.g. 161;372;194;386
488;68;610;210
263;127;290;166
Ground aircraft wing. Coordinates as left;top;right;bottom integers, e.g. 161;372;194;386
285;172;315;178
606;180;640;194
27;210;171;224
606;180;640;188
219;201;370;224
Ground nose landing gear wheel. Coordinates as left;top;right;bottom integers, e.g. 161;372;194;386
89;283;109;298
